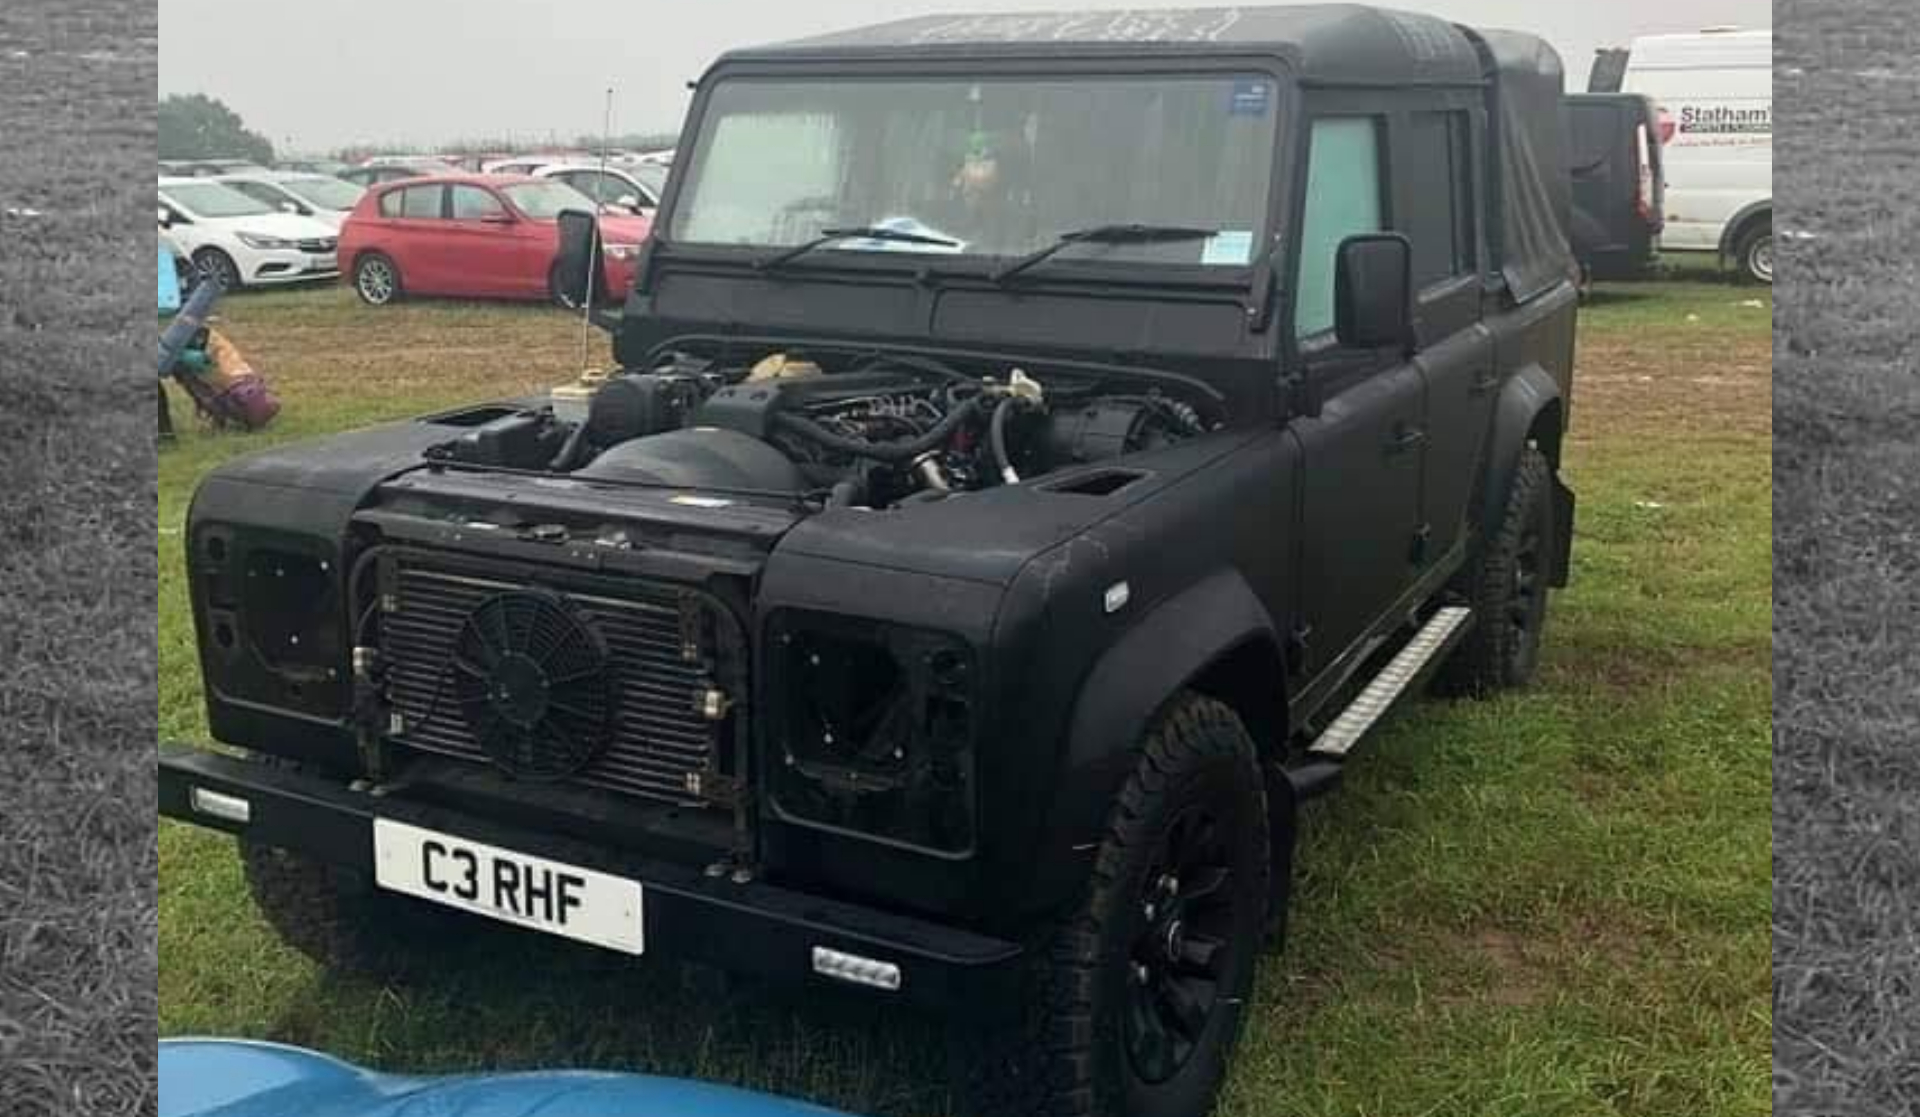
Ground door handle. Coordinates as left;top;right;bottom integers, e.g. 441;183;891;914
1385;424;1427;455
1469;370;1499;396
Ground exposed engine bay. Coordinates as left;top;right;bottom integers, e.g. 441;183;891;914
424;346;1220;510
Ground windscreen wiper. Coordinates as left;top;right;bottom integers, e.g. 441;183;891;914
755;226;961;271
989;223;1220;285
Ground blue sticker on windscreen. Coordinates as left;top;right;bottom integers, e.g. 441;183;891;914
1228;80;1271;116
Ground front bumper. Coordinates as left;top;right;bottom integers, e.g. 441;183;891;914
159;743;1022;1019
242;249;337;286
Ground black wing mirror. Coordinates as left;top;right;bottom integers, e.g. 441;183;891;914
552;208;610;311
1333;232;1415;353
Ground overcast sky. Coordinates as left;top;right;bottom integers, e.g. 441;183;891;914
159;0;1770;154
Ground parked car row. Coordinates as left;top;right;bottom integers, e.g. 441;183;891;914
158;177;340;290
157;147;666;299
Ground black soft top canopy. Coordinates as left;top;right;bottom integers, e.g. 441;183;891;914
731;6;1484;86
1462;27;1576;303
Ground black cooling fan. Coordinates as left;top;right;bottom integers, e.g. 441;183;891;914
451;590;613;780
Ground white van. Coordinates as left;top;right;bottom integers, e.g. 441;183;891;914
1620;28;1772;282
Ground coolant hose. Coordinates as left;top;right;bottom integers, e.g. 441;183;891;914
990;396;1019;485
772;396;981;464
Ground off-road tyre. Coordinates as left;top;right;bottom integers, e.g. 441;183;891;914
952;693;1271;1117
352;252;402;306
1735;221;1772;285
1440;445;1554;696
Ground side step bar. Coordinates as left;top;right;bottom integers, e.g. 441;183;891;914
1282;606;1474;801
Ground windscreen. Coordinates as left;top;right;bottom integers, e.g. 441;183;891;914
282;176;365;211
161;181;274;219
502;181;597;220
670;73;1281;267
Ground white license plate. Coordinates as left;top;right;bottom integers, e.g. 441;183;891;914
312;253;336;270
372;819;645;954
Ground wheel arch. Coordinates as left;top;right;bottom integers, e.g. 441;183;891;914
1717;199;1772;260
1481;366;1572;585
1024;569;1293;915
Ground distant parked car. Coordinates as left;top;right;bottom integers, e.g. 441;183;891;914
481;155;559;176
337;174;651;306
159;1038;854;1117
363;154;459;167
157;176;340;290
1566;92;1665;282
216;172;368;231
160;158;271;178
274;158;351;177
624;160;669;199
532;163;661;215
339;161;447;188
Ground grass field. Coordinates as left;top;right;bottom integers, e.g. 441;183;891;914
0;3;158;1114
159;269;1771;1116
1773;4;1920;1115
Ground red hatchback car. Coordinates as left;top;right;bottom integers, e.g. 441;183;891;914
338;174;651;306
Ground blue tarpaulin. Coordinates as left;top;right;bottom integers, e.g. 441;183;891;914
159;244;181;315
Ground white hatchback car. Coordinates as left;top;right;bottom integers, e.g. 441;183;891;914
530;163;661;216
215;171;367;231
158;176;341;290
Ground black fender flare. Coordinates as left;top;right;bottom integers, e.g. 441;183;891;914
1717;199;1773;259
1479;364;1572;585
1025;568;1288;912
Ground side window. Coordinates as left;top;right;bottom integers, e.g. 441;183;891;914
1295;117;1385;339
377;188;402;218
231;182;283;209
400;185;443;219
564;171;616;203
1400;110;1476;289
449;185;504;220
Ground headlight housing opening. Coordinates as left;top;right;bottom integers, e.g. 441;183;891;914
766;611;976;855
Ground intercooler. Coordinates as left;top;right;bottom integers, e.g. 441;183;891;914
375;552;746;808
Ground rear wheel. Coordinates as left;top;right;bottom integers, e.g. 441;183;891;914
1735;222;1772;285
953;693;1270;1117
353;252;401;306
1440;446;1554;695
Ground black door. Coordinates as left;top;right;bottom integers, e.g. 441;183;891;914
1415;318;1496;562
1293;353;1428;677
1568;99;1629;258
1392;104;1494;566
1286;111;1429;678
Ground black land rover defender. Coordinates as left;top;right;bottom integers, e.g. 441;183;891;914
160;8;1579;1116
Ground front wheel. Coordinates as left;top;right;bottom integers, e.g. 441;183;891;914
352;252;402;306
191;248;241;292
953;693;1271;1117
1735;223;1773;285
1440;445;1555;695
